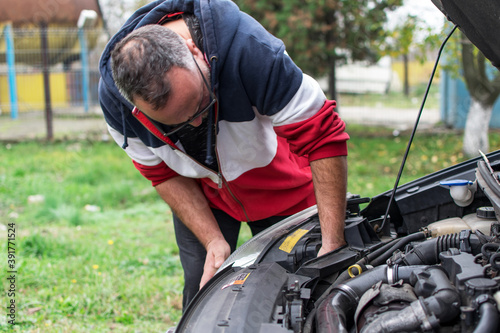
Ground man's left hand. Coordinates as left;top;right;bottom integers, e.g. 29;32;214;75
317;239;347;257
310;156;348;258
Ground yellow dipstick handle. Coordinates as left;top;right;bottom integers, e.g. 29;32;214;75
348;264;363;278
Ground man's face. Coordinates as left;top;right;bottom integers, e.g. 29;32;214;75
134;59;211;129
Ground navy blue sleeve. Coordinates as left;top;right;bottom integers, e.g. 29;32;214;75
217;12;303;119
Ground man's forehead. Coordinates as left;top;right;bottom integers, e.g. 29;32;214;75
134;67;200;114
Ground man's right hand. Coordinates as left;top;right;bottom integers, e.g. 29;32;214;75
199;238;231;289
154;177;231;289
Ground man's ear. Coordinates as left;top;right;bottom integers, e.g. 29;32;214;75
186;39;203;59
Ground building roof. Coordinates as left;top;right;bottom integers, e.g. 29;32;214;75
0;0;102;26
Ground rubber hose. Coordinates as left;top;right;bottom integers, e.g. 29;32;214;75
490;252;500;271
482;242;500;261
473;302;499;333
369;232;427;266
316;265;423;333
403;234;462;266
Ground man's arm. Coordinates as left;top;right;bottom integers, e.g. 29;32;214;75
310;155;348;256
155;176;230;288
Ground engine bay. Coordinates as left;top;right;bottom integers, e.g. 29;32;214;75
176;152;500;332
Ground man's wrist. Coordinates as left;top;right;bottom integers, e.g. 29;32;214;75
321;236;346;251
204;235;228;249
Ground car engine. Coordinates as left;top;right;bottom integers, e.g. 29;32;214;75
175;152;500;332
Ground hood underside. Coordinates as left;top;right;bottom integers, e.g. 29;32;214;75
431;0;500;69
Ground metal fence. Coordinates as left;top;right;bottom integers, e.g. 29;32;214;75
0;25;444;141
0;26;106;118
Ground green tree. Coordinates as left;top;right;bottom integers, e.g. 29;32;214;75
100;0;149;35
234;0;403;99
383;14;440;96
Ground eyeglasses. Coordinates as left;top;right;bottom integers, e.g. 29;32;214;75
160;56;216;137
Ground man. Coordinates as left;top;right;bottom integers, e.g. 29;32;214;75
99;0;349;309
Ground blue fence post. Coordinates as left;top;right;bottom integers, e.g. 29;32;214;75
4;23;18;119
78;27;90;113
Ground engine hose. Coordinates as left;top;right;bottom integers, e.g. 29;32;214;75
332;269;354;286
482;242;500;261
368;231;427;266
361;267;461;332
356;238;400;266
401;234;461;265
473;302;499;333
315;265;421;333
410;267;461;322
490;252;500;271
333;233;427;290
303;271;351;333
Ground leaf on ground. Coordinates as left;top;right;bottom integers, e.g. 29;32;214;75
27;307;43;315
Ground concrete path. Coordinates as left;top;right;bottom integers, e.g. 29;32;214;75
0;114;108;141
0;106;441;142
338;106;440;130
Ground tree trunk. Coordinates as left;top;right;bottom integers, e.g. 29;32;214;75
463;98;492;157
328;59;337;101
403;53;409;96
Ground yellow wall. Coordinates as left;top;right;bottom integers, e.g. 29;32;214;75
392;60;440;87
0;73;68;112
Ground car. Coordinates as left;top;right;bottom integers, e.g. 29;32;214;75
173;1;500;332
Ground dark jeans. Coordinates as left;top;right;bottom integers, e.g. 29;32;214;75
172;208;286;310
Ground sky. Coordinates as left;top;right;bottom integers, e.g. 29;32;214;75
388;0;446;32
101;0;448;36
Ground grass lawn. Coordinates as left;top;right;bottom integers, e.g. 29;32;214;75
1;126;499;332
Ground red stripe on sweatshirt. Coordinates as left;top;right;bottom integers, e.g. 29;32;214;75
132;160;178;187
274;100;349;161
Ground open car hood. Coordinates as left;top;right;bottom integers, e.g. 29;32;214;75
432;0;500;68
172;2;500;332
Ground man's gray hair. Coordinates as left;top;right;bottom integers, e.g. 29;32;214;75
111;24;194;110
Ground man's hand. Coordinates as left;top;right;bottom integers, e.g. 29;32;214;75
310;156;348;258
155;177;231;289
317;239;347;257
199;238;231;289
